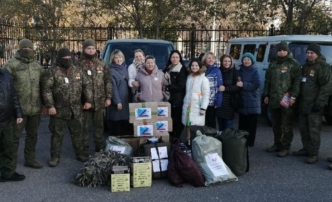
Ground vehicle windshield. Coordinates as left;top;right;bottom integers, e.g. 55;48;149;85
102;42;174;69
288;42;332;65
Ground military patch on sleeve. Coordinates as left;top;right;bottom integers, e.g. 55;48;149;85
75;72;81;79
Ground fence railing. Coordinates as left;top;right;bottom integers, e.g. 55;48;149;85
0;22;322;66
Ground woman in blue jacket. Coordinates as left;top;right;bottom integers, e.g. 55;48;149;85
237;52;261;147
202;51;223;129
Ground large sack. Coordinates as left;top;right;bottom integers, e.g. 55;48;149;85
192;131;237;186
215;128;249;176
168;141;205;187
104;136;133;157
179;125;219;147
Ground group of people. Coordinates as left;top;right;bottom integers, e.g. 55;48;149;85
0;39;332;183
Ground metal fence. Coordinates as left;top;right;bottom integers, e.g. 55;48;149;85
0;21;320;66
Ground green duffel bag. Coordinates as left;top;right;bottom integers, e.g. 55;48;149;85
215;128;249;176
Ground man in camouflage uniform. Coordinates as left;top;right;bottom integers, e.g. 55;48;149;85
42;47;93;167
75;39;112;154
293;43;332;164
263;42;302;157
2;39;44;169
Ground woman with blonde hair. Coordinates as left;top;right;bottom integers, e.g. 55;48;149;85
128;49;145;89
106;49;130;135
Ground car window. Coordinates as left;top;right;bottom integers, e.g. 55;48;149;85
103;42;174;69
256;45;266;62
289;42;332;65
268;44;277;63
229;44;241;59
243;44;256;54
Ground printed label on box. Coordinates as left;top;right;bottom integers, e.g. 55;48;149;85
111;174;130;192
137;125;154;136
156;121;168;132
109;146;126;154
135;108;152;120
157;107;169;117
133;162;152;187
152;159;168;172
205;153;229;177
150;146;168;159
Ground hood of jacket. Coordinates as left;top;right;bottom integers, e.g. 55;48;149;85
14;50;34;63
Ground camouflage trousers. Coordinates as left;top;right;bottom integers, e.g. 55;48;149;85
12;115;41;167
271;107;294;150
49;116;84;159
0;124;15;178
298;113;322;156
82;109;105;153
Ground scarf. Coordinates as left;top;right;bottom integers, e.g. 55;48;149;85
109;63;129;80
133;61;144;72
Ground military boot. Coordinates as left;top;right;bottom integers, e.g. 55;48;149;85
306;156;318;164
0;172;25;182
24;160;43;169
327;157;332;163
266;145;280;153
76;154;88;162
49;158;60;167
277;149;289;157
292;149;308;156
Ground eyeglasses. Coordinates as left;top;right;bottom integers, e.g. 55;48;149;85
145;55;155;59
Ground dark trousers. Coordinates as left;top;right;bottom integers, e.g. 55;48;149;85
205;106;216;129
82;109;105;153
271;107;294;150
299;113;322;156
0;124;15;178
109;120;132;136
170;106;184;138
239;114;258;146
217;118;234;131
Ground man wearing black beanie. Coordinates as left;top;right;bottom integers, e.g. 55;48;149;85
41;47;93;167
293;43;332;165
75;39;112;155
3;38;44;169
263;42;302;157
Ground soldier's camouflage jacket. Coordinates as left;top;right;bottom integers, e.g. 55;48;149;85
299;55;332;114
42;64;93;120
263;53;302;109
75;56;112;111
2;51;43;116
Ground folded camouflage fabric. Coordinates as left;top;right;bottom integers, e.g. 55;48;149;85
76;151;130;187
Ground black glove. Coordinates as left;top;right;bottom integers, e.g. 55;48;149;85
311;104;321;113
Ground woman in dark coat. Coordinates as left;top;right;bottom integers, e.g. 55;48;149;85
237;52;261;147
216;55;241;131
106;49;130;135
163;50;187;138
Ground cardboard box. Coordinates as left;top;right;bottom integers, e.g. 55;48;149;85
111;166;130;192
156;102;171;119
117;136;139;155
129;102;158;123
155;119;173;132
132;157;152;188
134;121;157;137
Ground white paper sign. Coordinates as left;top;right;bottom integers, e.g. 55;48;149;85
64;77;69;83
157;107;169;117
109;146;126;154
205;153;229;177
150;146;168;160
136;125;153;136
135;108;152;120
152;159;168;172
156;121;168;131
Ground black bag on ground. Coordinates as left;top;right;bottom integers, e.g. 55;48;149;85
215;128;249;176
179;125;218;147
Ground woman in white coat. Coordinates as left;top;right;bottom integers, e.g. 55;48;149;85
182;59;210;127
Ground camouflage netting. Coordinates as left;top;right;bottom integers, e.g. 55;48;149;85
76;151;130;187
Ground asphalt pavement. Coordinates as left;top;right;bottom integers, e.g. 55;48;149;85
1;115;332;202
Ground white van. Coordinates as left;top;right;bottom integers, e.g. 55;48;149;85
225;35;332;125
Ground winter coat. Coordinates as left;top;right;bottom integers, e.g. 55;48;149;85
238;64;261;115
128;62;144;87
216;67;241;119
182;68;210;126
299;55;332;115
263;53;302;109
106;63;130;121
3;51;43;116
75;55;112;111
135;67;167;102
205;65;223;107
163;63;187;108
0;69;22;125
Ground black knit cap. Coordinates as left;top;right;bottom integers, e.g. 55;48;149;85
83;39;96;50
306;43;321;56
19;39;33;49
57;47;71;58
276;42;289;52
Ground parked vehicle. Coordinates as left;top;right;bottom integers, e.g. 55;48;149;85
226;35;332;125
